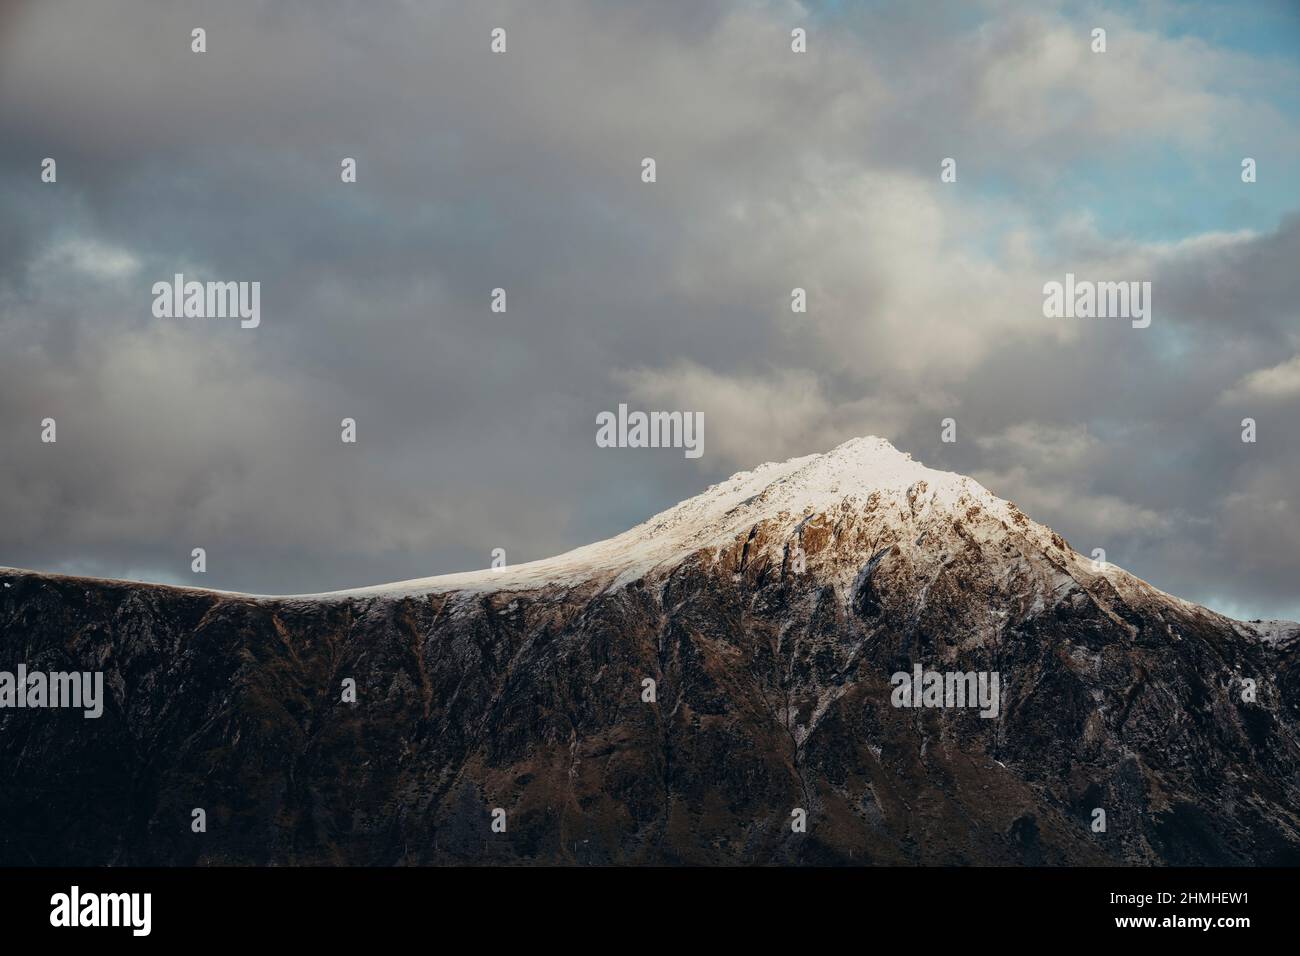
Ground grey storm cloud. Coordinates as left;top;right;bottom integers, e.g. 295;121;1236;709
1;0;1298;619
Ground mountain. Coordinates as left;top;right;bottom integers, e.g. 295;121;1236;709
2;436;1298;865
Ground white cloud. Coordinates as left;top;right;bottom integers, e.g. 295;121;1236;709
1220;354;1300;404
972;423;1172;538
1;0;1298;616
38;238;141;280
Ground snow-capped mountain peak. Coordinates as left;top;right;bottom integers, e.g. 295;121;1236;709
680;435;987;518
324;436;1015;599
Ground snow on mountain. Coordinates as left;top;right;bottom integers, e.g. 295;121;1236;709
1234;619;1300;645
305;434;1104;614
5;434;1282;642
314;436;1006;598
307;435;1294;643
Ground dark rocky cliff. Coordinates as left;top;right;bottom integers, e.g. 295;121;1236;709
2;439;1297;865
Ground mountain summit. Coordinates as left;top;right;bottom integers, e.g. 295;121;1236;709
327;436;976;596
334;436;1033;598
2;437;1298;865
333;436;1252;645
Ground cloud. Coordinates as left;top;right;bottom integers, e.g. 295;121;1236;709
0;0;1297;619
38;239;141;281
1220;354;1300;404
1219;462;1300;596
971;423;1173;538
618;361;918;469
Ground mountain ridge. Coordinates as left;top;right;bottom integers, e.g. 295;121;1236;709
3;435;1298;866
4;436;1290;641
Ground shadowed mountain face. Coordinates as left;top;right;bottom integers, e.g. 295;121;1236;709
2;438;1298;865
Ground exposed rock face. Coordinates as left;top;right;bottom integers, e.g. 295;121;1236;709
2;437;1297;865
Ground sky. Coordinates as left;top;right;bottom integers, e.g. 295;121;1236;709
1;0;1298;619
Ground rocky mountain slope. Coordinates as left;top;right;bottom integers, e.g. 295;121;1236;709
2;437;1297;865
